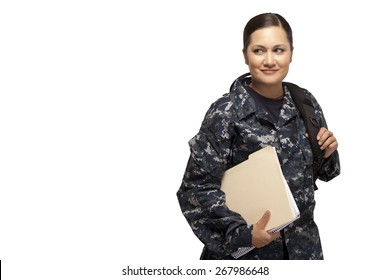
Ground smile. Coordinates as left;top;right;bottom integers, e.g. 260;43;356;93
261;69;278;74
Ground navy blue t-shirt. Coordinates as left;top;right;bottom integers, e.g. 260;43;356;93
245;86;284;124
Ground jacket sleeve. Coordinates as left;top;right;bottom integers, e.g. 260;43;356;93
176;106;252;258
318;150;340;182
308;91;341;182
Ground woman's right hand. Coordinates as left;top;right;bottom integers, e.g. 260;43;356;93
252;210;280;248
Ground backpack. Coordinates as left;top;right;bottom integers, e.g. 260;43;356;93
284;82;325;190
230;74;324;190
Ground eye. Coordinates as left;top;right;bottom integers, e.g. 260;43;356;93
253;48;264;54
274;48;285;54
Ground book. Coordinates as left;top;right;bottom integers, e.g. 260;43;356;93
221;146;300;258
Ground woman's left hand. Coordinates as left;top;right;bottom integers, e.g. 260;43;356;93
317;127;338;159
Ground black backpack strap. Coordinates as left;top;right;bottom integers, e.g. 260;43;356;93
284;82;325;190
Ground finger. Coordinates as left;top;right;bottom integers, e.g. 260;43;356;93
318;130;333;146
316;127;327;141
320;133;337;149
323;140;338;154
328;139;338;149
321;136;337;150
256;210;271;229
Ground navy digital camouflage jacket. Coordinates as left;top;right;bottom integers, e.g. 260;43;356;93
177;74;340;260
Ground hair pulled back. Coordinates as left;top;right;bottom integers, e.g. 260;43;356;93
243;13;293;51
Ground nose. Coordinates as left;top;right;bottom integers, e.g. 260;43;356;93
263;51;275;67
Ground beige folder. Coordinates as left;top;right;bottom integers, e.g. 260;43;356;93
221;146;300;232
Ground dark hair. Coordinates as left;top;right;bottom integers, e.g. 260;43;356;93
243;13;293;52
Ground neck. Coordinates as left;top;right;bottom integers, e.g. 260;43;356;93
249;82;284;100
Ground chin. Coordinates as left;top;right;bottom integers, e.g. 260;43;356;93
254;77;284;86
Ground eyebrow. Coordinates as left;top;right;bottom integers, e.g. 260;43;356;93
251;44;288;48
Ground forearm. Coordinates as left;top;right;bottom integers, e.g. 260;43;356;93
177;158;252;256
318;150;340;182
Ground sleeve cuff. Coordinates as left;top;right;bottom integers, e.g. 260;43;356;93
229;224;253;248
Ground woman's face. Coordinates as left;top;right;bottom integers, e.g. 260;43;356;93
243;26;292;89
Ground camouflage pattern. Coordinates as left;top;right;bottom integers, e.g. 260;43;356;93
177;75;340;260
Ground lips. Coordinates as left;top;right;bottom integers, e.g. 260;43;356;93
261;69;279;74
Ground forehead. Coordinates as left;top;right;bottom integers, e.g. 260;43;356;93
248;26;289;46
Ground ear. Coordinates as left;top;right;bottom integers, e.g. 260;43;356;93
290;48;293;63
242;48;249;65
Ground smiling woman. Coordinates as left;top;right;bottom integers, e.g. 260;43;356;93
176;12;340;260
242;14;293;100
243;26;292;99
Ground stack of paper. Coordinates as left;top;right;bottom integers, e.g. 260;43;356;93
221;146;300;232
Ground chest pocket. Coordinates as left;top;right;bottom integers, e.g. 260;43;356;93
277;117;313;172
298;129;314;167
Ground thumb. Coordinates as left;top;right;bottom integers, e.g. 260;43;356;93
256;210;271;229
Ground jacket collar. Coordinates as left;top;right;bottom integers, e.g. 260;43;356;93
229;73;299;126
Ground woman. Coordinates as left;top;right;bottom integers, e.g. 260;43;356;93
177;13;340;260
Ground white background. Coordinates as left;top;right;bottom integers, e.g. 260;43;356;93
1;0;389;279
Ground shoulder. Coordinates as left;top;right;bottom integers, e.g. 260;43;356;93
284;82;327;126
284;82;322;110
202;93;237;128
